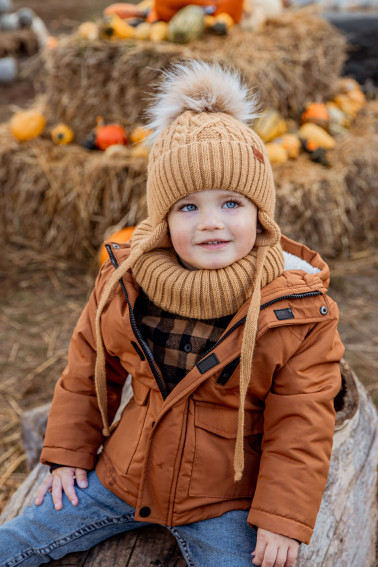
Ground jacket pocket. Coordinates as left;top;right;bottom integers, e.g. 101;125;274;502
102;380;150;475
189;402;263;499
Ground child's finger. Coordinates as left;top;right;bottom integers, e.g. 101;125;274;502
61;473;79;506
284;545;299;567
51;474;63;510
274;546;288;567
259;543;277;567
35;474;53;505
75;468;88;488
251;537;267;565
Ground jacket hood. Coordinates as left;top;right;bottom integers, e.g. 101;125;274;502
280;234;330;290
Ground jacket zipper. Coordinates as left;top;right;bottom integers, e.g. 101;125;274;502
195;290;323;366
105;245;168;400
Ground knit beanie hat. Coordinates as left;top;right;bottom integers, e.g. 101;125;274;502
94;61;285;481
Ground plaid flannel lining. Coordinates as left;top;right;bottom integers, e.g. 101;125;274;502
134;290;233;393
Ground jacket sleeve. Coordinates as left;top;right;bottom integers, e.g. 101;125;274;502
40;262;129;471
248;298;345;544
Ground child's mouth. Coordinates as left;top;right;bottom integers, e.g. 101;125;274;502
198;240;229;249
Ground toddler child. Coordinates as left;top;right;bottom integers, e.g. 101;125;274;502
0;61;344;567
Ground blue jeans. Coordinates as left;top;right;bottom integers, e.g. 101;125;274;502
0;470;257;567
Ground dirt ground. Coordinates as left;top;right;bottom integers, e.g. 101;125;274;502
0;0;377;517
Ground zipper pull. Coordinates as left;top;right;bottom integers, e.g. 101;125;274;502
105;243;119;270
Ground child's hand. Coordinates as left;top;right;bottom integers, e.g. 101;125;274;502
35;467;88;510
251;527;299;567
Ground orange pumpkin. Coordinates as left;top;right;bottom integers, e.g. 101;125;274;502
152;0;243;23
96;124;128;150
301;103;330;128
130;126;152;144
99;227;136;265
104;3;148;19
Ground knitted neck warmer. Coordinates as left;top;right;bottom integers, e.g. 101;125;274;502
95;219;285;482
131;218;284;320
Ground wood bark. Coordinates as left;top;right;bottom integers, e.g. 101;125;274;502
1;361;377;566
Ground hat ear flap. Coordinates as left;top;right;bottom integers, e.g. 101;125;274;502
255;211;281;247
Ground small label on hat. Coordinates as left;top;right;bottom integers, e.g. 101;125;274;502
253;147;265;164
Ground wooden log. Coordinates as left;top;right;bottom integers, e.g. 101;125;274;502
21;402;51;470
1;361;377;566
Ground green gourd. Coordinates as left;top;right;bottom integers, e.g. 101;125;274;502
167;5;205;44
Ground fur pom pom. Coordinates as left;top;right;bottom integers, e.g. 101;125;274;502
146;60;260;145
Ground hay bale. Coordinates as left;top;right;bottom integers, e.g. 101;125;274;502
0;29;39;58
1;101;377;262
0;128;148;262
274;100;378;256
39;8;347;142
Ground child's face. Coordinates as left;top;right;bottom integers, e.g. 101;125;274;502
167;189;259;270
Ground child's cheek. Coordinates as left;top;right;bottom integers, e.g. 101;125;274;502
173;230;191;256
169;221;191;256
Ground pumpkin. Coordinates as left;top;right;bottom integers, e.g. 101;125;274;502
130;126;152;144
328;123;349;138
299;123;336;150
78;21;99;40
96;124;128;150
153;1;243;23
10;109;46;141
301;103;330;128
51;124;74;145
346;88;366;108
254;109;287;143
332;94;360;120
105;143;129;155
336;77;361;95
265;143;288;164
167;5;205;44
204;15;216;28
146;7;159;23
208;21;228;35
273;134;301;159
134;21;151;39
215;12;234;29
100;14;135;39
104;3;148;19
325;102;349;128
130;144;149;159
99;227;136;266
150;21;168;40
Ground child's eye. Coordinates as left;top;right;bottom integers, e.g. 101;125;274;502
181;204;197;212
224;200;240;209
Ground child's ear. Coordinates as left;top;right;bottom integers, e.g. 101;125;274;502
256;220;263;234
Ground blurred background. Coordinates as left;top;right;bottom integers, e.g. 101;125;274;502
0;0;377;515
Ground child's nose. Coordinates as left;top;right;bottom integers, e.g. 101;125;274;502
197;210;224;230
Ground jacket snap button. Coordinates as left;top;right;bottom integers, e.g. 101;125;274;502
113;243;120;249
139;506;151;518
320;306;328;315
183;343;192;353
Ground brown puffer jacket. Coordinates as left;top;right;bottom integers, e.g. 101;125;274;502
41;235;344;544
